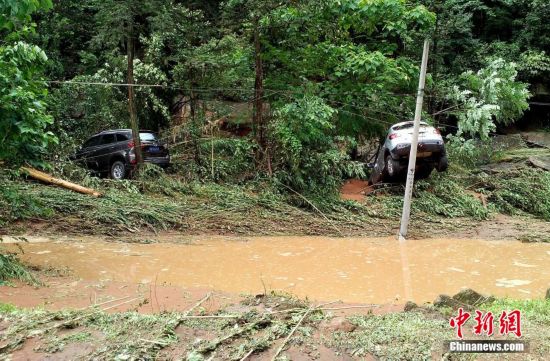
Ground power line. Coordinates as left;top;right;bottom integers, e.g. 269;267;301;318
48;78;503;135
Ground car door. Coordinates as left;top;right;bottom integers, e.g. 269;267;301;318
75;135;103;171
95;133;117;172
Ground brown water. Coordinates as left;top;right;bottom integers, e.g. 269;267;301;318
5;236;550;304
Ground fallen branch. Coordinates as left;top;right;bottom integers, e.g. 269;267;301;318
240;348;255;361
270;301;338;361
271;305;314;361
199;316;271;354
179;315;240;319
37;296;143;334
276;181;343;236
184;293;212;316
20;166;102;197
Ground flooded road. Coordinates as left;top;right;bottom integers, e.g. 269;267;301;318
3;236;550;304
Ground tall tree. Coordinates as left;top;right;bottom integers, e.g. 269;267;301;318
92;0;161;165
224;0;299;161
0;0;57;167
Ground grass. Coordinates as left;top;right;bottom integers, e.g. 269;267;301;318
1;142;550;237
489;169;550;221
0;252;38;285
1;297;548;360
0;171;385;236
330;312;452;360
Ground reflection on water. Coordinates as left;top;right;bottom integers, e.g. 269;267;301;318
5;236;550;304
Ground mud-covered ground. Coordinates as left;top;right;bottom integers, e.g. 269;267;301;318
1;134;549;360
1;283;549;360
1;233;549;360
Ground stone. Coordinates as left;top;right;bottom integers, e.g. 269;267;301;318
404;301;418;312
521;132;550;149
433;294;456;308
529;156;550;171
321;317;357;333
492;134;526;149
453;288;494;306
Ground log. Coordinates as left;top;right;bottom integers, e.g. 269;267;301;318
20;167;102;197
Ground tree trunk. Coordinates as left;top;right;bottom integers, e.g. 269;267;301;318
21;167;102;197
127;22;143;165
190;85;202;166
253;22;265;148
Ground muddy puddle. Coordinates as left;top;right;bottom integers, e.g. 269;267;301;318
3;236;550;304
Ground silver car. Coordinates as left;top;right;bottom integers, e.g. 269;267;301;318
369;121;448;184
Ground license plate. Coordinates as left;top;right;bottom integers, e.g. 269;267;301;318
417;151;432;158
149;146;160;152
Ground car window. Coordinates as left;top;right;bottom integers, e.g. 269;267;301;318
82;135;101;148
100;134;116;145
139;132;158;142
116;133;131;142
392;123;429;131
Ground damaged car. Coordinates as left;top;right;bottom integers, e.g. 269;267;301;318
368;121;448;184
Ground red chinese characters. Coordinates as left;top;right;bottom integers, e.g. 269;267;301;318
499;310;522;337
473;310;494;336
449;308;471;339
450;308;523;339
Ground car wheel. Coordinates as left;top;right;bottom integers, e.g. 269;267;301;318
110;161;126;180
436;155;449;172
385;155;401;178
415;165;433;180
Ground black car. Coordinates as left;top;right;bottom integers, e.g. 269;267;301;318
73;129;170;179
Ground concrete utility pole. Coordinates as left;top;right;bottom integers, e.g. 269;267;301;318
398;39;430;241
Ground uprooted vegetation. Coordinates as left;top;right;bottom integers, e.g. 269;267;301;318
0;167;383;236
1;293;549;360
1;134;549;239
0;252;38;286
2;147;550;239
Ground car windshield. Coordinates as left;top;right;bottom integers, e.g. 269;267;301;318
139;132;158;142
392;122;428;131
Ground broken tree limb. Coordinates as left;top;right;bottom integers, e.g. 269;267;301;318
20;166;102;197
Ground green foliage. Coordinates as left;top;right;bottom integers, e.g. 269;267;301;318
0;303;17;313
197;138;257;182
0;252;37;285
0;5;57;166
414;173;490;219
331;312;451;360
448;59;530;140
271;95;365;194
486;298;550;325
490;169;550;221
0;0;52;30
367;170;491;220
0;181;53;225
48;58;169;154
445;138;502;167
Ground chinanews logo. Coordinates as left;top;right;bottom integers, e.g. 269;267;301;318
445;308;529;354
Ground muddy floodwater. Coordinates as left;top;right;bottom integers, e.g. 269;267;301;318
4;236;550;304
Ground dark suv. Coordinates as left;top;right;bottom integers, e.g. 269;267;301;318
73;129;170;179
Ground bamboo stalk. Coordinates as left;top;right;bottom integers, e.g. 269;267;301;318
20;166;102;197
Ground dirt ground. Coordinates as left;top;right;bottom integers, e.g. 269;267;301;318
5;207;550;244
0;272;402;361
2;193;550;360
